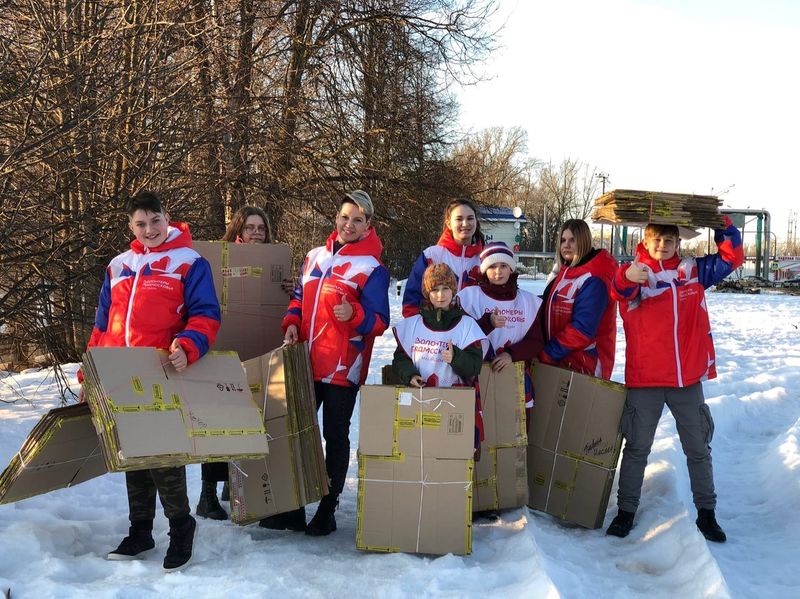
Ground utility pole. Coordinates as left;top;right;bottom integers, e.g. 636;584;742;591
596;172;610;249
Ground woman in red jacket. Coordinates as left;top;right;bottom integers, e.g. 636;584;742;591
401;198;485;317
537;219;617;379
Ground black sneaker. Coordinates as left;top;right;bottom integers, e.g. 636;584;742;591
606;510;635;538
163;515;196;572
259;507;307;532
107;525;155;560
696;508;727;543
305;495;337;536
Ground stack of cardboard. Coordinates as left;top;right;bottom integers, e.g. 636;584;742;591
472;363;528;512
0;403;106;504
229;342;328;525
527;364;627;529
82;347;269;471
592;189;724;229
194;241;292;362
357;385;476;555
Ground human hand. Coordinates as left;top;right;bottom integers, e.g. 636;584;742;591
168;339;188;372
333;294;354;321
441;340;454;364
491;352;512;372
490;307;506;328
284;324;299;344
410;375;425;388
625;257;648;284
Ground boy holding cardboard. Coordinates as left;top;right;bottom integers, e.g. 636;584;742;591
82;191;221;570
607;217;743;542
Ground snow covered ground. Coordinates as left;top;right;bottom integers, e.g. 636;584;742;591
1;281;799;598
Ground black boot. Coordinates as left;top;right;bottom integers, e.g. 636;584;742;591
606;509;635;538
221;481;230;502
259;507;307;532
696;508;727;543
196;480;227;520
107;520;155;560
163;515;196;572
305;494;338;536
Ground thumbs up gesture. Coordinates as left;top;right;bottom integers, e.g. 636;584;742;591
625;256;649;284
333;293;355;321
490;307;507;329
441;340;455;364
168;338;188;372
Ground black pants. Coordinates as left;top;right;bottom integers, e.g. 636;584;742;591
315;382;359;496
201;462;228;483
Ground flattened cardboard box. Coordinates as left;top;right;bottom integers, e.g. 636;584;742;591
194;241;291;362
478;362;527;448
527;363;626;528
359;385;476;459
472;445;527;512
83;347;269;471
472;363;528;511
0;403;107;504
230;344;327;524
527;446;616;529
357;454;473;555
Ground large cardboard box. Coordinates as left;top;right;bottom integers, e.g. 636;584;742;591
357;385;475;555
0;403;107;504
82;347;269;471
229;343;328;524
357;454;473;555
194;241;291;362
472;363;528;511
527;363;626;529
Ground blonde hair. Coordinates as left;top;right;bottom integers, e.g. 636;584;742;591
557;219;593;267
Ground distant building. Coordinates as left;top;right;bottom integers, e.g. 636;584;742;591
478;207;527;252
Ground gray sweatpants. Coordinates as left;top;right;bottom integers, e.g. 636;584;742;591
616;383;717;513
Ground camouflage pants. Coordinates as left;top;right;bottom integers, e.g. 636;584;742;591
125;466;190;522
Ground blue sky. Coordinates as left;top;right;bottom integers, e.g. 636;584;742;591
457;0;800;241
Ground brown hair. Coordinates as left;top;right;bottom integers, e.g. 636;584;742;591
442;198;485;245
222;206;272;242
557;219;593;267
644;223;680;240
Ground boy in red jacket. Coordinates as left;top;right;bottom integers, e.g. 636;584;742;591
83;191;220;571
606;217;743;542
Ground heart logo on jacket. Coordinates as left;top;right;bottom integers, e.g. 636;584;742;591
332;262;352;278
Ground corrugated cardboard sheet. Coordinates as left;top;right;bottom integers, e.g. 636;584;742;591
230;343;327;525
527;364;626;529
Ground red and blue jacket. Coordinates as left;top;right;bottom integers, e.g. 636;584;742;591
402;228;483;317
87;222;221;364
282;228;390;388
538;248;618;379
611;219;744;388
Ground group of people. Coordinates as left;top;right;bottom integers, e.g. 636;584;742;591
81;189;743;572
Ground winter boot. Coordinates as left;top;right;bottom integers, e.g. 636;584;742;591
196;480;227;520
305;494;338;536
696;508;727;543
474;509;500;522
163;515;196;572
221;481;230;502
107;520;155;560
259;507;307;532
606;510;635;538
